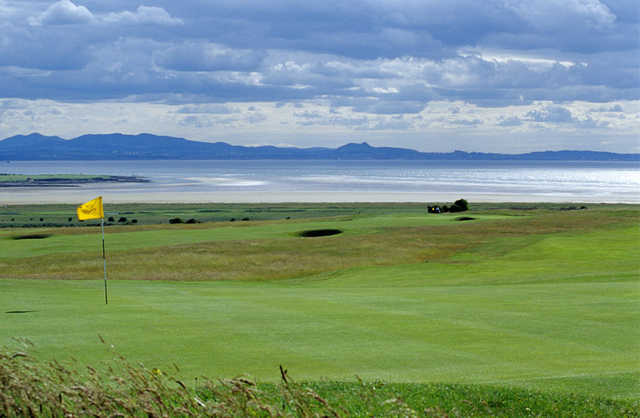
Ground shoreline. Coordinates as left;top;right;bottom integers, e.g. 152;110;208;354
2;190;638;205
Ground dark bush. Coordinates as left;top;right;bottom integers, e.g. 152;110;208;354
39;218;44;222
118;217;127;223
131;219;138;224
67;217;72;222
449;199;469;213
108;216;115;222
241;217;250;221
185;218;198;224
229;218;236;222
169;217;183;224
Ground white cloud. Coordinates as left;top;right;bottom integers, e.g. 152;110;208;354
29;0;94;26
103;6;183;26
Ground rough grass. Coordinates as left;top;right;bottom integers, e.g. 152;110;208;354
1;343;637;417
1;206;636;282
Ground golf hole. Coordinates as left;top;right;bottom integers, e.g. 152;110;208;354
297;229;343;238
12;234;52;240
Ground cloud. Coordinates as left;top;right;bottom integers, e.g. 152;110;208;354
156;43;265;72
590;104;624;112
497;116;523;126
29;0;94;26
103;6;183;26
177;104;233;114
450;118;484;126
179;115;212;128
526;106;574;123
0;0;638;152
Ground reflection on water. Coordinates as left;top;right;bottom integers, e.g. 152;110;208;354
1;159;639;203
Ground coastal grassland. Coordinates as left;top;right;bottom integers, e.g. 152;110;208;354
0;203;638;413
0;202;434;228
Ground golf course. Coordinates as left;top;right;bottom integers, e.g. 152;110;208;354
1;202;638;416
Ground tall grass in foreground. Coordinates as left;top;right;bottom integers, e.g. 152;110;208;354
1;341;637;417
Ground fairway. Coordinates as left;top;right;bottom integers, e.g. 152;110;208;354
1;204;639;403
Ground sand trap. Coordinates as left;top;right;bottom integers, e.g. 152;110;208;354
12;233;52;240
297;229;343;237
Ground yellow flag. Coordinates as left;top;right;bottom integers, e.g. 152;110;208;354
77;196;104;220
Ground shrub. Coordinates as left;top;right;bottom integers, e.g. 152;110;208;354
449;199;469;213
185;218;198;224
131;219;138;224
108;216;115;222
118;217;127;223
169;217;183;224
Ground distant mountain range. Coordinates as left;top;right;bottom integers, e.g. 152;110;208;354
0;133;638;161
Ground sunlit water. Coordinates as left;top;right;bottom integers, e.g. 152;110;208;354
1;160;638;203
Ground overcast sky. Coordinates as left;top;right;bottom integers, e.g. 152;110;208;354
0;0;638;152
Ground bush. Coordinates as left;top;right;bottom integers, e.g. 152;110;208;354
118;217;127;223
449;199;469;213
108;216;115;222
169;217;183;224
185;218;198;224
131;219;138;224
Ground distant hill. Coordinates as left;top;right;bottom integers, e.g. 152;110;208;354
0;133;638;161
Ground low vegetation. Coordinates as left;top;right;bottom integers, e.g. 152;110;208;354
2;343;636;417
1;203;638;414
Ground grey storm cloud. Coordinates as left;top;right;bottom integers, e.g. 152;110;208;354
0;0;637;110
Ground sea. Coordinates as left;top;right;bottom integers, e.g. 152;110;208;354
1;160;639;204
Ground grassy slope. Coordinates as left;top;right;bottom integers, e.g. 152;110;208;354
0;204;638;401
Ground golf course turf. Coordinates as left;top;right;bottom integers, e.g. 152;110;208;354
1;203;638;415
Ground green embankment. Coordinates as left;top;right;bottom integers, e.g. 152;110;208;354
0;204;638;404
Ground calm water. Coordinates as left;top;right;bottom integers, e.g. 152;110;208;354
1;160;639;203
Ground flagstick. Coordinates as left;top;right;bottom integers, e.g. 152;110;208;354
101;218;108;305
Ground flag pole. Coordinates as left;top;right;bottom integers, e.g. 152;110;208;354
101;217;108;305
